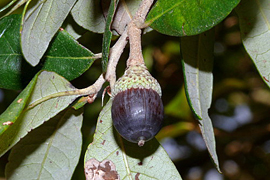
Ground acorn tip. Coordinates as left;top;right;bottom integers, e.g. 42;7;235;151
138;137;145;147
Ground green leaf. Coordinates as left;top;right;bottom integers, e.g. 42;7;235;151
0;14;39;90
42;30;95;81
21;0;77;66
72;96;88;110
0;14;95;90
71;0;106;34
84;99;182;179
6;108;83;180
0;72;39;136
181;29;220;172
0;71;81;157
146;0;240;36
102;0;119;72
236;0;270;88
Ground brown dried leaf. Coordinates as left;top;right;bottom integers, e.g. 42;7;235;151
85;158;120;180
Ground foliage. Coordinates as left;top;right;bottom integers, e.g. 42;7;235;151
0;0;269;179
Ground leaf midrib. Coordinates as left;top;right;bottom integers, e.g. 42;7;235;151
255;0;270;32
146;1;183;24
37;110;69;179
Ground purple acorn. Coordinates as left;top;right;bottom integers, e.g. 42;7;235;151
111;64;164;146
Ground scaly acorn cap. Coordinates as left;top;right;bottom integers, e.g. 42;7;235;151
111;64;162;97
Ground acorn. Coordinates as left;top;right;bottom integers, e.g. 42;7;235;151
111;64;164;147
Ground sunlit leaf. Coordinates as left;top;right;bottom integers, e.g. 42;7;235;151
6;108;83;180
146;0;240;36
181;29;220;172
21;0;77;66
0;71;80;157
236;0;270;88
84;99;182;179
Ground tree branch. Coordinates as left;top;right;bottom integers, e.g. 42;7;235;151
105;29;128;88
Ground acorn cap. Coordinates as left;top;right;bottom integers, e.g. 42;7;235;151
111;64;162;98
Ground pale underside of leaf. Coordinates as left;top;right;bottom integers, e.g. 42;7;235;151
236;0;270;88
111;0;141;35
62;15;85;40
71;0;141;35
21;0;77;66
0;71;80;157
84;99;182;180
181;29;220;172
6;108;83;180
71;0;106;34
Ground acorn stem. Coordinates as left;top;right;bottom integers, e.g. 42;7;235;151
127;21;144;67
133;0;154;28
126;0;154;68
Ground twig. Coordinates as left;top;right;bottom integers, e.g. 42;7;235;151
105;29;128;88
79;74;106;96
27;74;106;109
